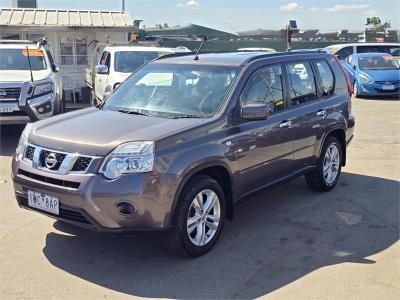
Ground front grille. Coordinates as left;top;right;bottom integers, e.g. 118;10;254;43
18;196;91;224
18;169;80;189
0;87;21;101
39;150;66;171
23;144;94;173
25;146;35;160
376;80;400;85
72;157;92;172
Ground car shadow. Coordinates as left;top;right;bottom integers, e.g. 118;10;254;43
355;95;399;101
0;124;25;156
42;172;399;299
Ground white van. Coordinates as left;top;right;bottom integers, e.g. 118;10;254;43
324;43;400;60
86;45;190;103
0;39;63;124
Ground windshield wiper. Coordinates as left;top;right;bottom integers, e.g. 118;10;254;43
117;109;150;116
169;114;203;119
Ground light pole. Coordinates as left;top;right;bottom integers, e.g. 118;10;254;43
122;0;125;11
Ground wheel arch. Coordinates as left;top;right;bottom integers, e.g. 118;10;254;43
167;161;234;226
319;128;347;166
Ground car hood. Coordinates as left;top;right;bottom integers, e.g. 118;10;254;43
361;69;400;82
0;69;51;82
29;108;207;156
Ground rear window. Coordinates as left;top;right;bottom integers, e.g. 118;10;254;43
357;45;400;56
315;60;335;97
0;49;47;70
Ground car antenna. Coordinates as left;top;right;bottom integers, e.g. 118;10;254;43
25;46;34;82
194;35;208;61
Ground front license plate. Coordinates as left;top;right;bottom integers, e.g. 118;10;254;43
382;84;394;90
0;102;19;113
28;190;59;215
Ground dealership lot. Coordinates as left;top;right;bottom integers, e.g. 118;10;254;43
0;97;399;299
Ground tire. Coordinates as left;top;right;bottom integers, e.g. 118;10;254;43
162;175;226;257
353;81;360;98
305;136;342;192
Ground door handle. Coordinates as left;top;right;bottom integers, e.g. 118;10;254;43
279;120;292;128
317;110;326;117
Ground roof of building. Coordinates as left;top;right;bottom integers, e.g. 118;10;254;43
145;23;237;38
0;8;135;28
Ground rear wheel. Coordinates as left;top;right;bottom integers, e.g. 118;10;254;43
162;175;226;257
305;136;342;192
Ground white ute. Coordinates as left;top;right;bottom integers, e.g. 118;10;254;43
0;39;63;124
86;45;190;103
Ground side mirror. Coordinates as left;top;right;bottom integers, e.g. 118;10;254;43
352;65;357;70
241;103;268;121
95;64;109;74
52;63;59;73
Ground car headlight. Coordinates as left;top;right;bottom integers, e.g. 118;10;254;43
359;73;374;84
30;82;53;97
100;141;154;180
16;123;32;160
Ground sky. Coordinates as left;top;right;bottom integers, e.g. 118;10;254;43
0;0;399;32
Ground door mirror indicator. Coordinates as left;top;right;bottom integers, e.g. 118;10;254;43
95;64;109;74
241;103;268;121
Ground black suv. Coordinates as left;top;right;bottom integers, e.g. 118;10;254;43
12;51;355;257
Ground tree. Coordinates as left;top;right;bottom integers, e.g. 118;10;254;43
366;17;391;33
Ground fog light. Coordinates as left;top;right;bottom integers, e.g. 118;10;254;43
115;201;137;216
35;102;52;114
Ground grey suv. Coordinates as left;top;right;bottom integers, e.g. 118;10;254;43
12;51;355;257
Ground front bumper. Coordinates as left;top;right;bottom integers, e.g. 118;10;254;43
358;82;400;96
12;155;181;232
0;81;57;124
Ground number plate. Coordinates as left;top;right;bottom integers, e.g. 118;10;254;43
382;84;394;90
0;102;19;113
28;190;59;215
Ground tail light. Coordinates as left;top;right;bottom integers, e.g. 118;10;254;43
334;55;353;97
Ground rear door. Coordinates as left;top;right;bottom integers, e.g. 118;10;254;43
285;60;331;171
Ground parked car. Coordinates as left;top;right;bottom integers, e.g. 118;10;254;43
86;45;190;104
342;53;400;97
325;43;400;60
0;39;63;125
12;51;355;257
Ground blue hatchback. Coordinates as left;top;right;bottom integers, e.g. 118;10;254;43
343;53;400;97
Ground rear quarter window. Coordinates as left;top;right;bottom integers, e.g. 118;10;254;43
315;60;335;97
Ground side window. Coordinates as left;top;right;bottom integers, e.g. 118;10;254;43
335;46;354;60
286;61;317;105
100;51;108;65
315;60;335;97
240;65;285;114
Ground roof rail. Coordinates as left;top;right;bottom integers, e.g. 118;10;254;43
243;50;327;65
0;40;36;44
155;51;196;61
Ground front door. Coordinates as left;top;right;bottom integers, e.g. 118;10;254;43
233;64;296;197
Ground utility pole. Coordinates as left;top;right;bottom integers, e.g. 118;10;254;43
122;0;125;11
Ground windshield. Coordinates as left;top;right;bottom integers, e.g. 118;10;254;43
358;55;400;70
114;51;169;73
0;49;47;70
103;64;239;118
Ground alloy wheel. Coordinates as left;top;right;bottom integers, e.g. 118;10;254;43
323;144;340;185
186;189;221;246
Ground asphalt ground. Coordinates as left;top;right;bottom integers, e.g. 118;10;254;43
0;96;399;299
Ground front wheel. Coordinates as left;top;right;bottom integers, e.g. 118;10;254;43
305;136;342;192
162;175;226;257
